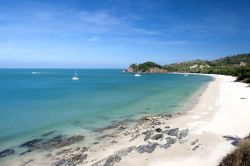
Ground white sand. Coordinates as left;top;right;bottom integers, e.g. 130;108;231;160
85;74;250;166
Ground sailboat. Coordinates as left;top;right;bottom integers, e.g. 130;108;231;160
72;70;79;80
134;71;141;77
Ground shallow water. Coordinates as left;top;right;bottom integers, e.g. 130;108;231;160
0;69;212;151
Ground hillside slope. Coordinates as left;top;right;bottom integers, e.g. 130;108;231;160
127;53;250;83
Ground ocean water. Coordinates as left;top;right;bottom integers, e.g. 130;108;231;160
0;69;212;150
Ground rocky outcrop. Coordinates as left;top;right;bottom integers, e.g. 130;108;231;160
19;135;84;155
20;139;43;148
178;129;189;139
52;147;88;166
53;154;87;166
126;67;134;72
150;133;163;140
167;128;179;137
0;149;15;157
136;143;158;153
92;146;136;166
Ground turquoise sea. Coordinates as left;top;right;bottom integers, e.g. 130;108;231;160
0;69;212;151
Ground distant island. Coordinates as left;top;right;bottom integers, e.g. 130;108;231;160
127;53;250;83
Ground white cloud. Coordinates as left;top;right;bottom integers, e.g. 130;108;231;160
78;11;122;27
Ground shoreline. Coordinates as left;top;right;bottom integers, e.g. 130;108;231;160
1;74;250;166
83;74;250;166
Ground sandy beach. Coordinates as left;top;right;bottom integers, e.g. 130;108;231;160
81;74;250;166
1;74;250;166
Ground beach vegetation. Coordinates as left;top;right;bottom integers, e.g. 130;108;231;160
128;53;250;83
129;61;162;72
219;134;250;166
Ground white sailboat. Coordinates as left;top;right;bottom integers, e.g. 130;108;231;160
72;70;79;80
134;72;141;77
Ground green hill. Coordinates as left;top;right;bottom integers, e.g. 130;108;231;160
128;62;167;73
128;53;250;83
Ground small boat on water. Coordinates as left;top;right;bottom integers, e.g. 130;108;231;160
72;70;79;80
134;72;141;77
184;73;189;76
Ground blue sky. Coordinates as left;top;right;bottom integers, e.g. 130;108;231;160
0;0;250;68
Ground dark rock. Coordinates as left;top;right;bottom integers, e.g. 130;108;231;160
105;154;121;165
53;159;67;166
93;124;119;132
179;139;187;144
151;134;163;140
152;120;161;125
119;126;127;130
44;153;52;158
191;139;199;145
143;116;153;121
20;139;43;148
162;114;173;119
20;135;84;155
159;137;176;150
155;128;162;132
56;148;72;155
79;147;88;153
93;141;99;145
71;154;88;165
144;131;153;141
41;130;57;137
22;159;34;166
167;128;179;137
116;146;135;156
53;154;87;166
63;135;84;146
129;134;140;141
19;149;33;156
159;143;171;149
223;135;241;146
72;121;80;125
93;146;135;166
166;137;176;144
0;149;15;157
96;134;113;141
136;143;158;153
40;135;84;150
192;145;200;151
40;135;64;149
178;129;189;139
111;140;118;144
